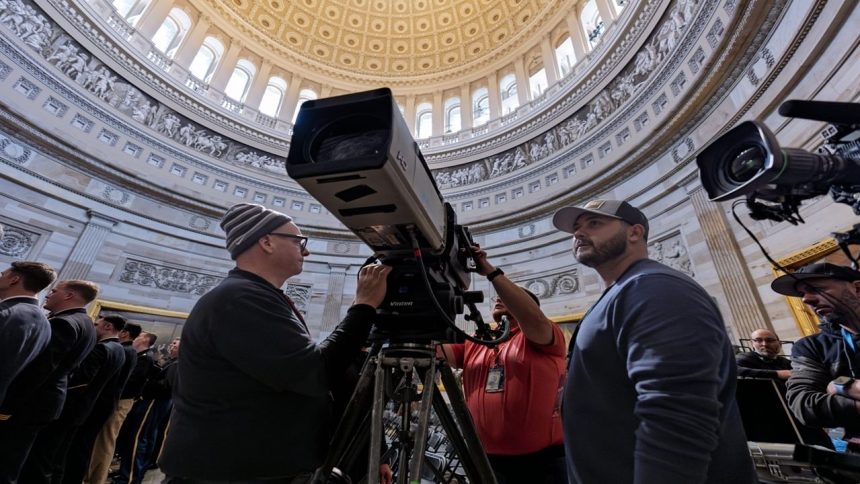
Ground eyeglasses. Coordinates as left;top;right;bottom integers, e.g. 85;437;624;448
751;338;778;343
268;232;309;250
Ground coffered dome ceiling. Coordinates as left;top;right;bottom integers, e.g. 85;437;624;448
205;0;575;86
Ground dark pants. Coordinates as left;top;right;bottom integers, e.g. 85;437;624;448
113;398;151;483
130;398;172;484
487;445;567;484
20;419;80;484
62;402;115;484
0;420;44;484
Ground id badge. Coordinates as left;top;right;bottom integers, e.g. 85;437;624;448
486;365;505;393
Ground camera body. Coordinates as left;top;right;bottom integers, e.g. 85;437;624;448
287;88;481;342
696;100;860;222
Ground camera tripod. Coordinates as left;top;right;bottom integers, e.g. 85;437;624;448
310;342;497;484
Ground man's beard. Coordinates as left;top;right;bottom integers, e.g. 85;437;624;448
575;228;628;268
754;348;776;359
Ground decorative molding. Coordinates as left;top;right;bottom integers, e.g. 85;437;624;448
0;136;33;164
119;258;222;295
519;270;580;299
0;223;40;258
648;230;694;277
285;283;312;315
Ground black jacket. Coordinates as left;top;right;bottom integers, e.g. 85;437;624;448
61;337;126;426
786;323;860;435
0;308;96;424
121;350;157;399
736;351;792;379
159;268;376;480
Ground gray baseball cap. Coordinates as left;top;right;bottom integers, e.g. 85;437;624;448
553;199;649;237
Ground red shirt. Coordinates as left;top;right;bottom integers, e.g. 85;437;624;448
449;324;566;455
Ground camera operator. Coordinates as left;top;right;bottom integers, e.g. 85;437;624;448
772;263;860;442
159;203;390;483
736;329;792;381
439;247;567;484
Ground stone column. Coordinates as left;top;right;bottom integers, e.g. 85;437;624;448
460;83;473;129
689;187;771;338
486;72;501;119
279;73;303;121
57;211;119;281
321;264;349;332
135;0;175;40
209;41;244;92
566;12;589;60
405;95;417;135
171;15;211;69
595;0;618;23
514;57;529;104
243;61;274;108
432;91;443;136
540;35;559;85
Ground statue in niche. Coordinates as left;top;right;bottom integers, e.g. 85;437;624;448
558;121;573;146
529;140;543;161
178;124;198;146
92;68;116;99
467;162;486;183
0;0;25;31
132;100;156;123
544;130;557;153
513;148;527;168
158;113;181;138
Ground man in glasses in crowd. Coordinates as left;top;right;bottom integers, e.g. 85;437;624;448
736;329;792;381
160;203;391;483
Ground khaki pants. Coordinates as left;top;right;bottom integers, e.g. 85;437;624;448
85;398;135;484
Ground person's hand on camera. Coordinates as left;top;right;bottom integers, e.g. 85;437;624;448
469;245;495;276
379;463;393;484
354;263;392;308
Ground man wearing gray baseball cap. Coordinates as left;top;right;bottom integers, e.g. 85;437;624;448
553;199;756;483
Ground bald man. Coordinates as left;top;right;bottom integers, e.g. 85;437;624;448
736;329;791;380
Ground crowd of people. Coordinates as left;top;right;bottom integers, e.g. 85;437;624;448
5;198;860;483
0;263;180;484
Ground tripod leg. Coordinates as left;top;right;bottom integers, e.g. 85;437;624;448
408;357;437;481
368;357;388;484
434;361;497;484
311;355;379;484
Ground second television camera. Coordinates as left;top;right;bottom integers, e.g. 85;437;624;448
286;88;491;344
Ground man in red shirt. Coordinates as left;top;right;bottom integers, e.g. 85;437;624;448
440;247;567;484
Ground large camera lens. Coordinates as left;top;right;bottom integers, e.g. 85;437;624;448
308;115;388;163
725;145;766;184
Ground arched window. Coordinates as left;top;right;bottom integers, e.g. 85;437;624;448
224;59;256;102
112;0;138;17
472;88;489;126
555;37;576;77
293;88;318;122
259;76;287;117
188;37;223;82
581;0;604;48
115;0;149;24
500;74;519;114
529;68;548;99
151;8;191;58
444;97;461;133
415;103;433;139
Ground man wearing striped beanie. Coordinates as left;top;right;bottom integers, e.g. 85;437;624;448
160;203;391;483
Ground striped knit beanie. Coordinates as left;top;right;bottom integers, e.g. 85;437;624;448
220;203;292;259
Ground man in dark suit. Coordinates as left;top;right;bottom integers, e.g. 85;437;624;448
22;314;126;484
67;316;136;484
87;326;154;484
0;261;56;406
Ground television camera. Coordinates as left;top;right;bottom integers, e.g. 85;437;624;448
696;100;860;266
286;87;502;344
287;88;501;484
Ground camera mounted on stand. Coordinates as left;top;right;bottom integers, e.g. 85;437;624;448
287;87;501;344
696;100;860;267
